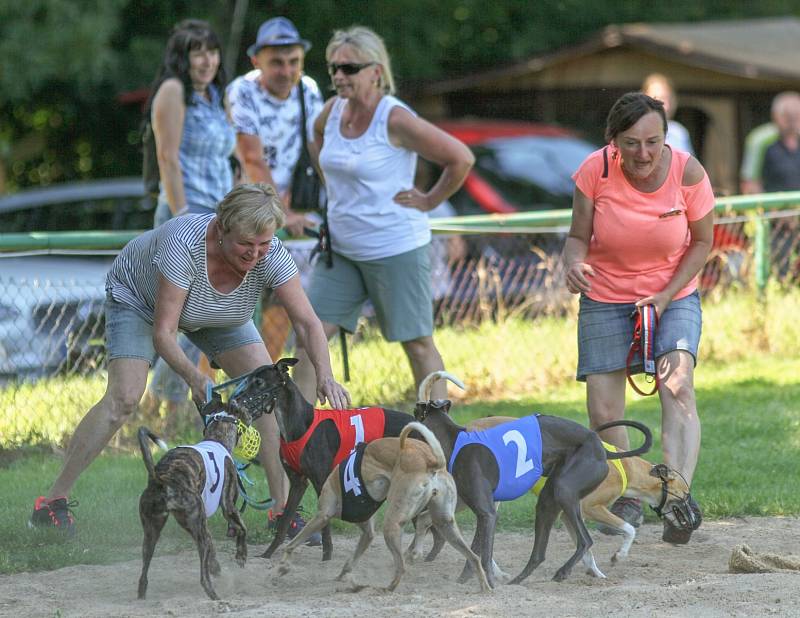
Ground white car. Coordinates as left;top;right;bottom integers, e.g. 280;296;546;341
0;178;148;381
0;255;113;382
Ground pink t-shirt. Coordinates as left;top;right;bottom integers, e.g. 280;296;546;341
572;147;714;303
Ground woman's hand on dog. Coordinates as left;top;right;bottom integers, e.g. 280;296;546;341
317;375;351;410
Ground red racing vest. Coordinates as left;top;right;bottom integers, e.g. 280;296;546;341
279;407;387;473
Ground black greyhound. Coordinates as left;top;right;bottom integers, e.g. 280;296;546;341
230;358;414;561
413;371;651;587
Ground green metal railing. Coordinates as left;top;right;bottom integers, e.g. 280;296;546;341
2;191;799;292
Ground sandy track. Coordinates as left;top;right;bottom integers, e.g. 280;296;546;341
1;517;799;617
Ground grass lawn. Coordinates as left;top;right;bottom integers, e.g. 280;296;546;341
1;351;798;575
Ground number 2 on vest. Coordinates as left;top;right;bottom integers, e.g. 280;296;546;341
502;429;534;478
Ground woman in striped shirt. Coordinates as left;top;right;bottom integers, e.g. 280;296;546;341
30;184;349;534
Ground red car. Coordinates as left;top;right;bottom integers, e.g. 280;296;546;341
435;119;597;216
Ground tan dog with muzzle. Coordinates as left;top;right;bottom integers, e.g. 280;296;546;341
460;415;692;576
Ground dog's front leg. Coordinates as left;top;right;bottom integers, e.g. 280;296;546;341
221;460;247;567
461;508;497;588
337;518;375;585
261;474;309;559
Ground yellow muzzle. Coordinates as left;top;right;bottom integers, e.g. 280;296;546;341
233;421;261;460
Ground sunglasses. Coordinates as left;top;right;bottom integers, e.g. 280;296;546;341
327;62;375;76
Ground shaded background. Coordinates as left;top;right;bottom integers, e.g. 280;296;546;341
1;0;799;193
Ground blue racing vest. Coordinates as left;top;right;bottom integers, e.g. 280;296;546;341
449;415;543;501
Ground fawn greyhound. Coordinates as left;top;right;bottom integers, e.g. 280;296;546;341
413;371;651;587
277;421;491;592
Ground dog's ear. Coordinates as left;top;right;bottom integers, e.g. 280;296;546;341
276;358;299;372
649;463;672;481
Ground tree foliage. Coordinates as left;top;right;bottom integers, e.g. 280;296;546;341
0;0;797;191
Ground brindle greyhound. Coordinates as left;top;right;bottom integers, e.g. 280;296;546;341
137;394;256;600
413;371;651;587
229;358;414;561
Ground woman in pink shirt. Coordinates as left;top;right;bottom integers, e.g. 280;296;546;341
564;92;715;544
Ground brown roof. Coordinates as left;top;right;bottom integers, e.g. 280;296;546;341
427;16;800;94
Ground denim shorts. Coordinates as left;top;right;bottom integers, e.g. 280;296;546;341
576;290;702;381
307;245;433;342
104;294;263;366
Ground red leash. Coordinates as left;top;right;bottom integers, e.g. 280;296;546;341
626;304;659;396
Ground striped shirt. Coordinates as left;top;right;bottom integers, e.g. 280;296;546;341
106;214;297;331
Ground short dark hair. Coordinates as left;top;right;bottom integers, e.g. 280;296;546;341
604;92;668;143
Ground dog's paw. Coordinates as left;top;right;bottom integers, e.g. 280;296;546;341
235;555;246;568
611;550;628;564
209;558;221;576
277;564;290;577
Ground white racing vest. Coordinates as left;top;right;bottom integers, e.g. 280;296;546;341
185;440;233;517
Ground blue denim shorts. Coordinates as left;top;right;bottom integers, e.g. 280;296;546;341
307;245;433;342
576;290;702;381
104;294;263;366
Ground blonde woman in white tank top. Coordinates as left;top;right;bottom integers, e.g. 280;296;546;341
291;26;475;404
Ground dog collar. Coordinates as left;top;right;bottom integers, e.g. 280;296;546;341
204;411;238;427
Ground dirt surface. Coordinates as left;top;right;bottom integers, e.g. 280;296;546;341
1;517;799;617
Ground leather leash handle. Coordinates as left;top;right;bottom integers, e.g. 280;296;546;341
626;305;659;396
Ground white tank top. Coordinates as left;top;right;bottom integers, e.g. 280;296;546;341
185;440;232;517
319;95;431;261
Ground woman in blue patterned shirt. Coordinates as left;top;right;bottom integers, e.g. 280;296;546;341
142;21;236;430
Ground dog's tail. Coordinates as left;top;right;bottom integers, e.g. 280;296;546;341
417;370;466;403
138;426;169;480
594;419;653;459
399;421;447;470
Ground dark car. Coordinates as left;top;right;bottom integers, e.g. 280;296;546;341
436;120;597;216
0;177;152;232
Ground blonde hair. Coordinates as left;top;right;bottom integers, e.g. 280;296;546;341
216;183;285;236
326;26;396;95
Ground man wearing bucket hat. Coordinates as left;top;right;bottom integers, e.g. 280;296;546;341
228;17;322;236
227;16;325;545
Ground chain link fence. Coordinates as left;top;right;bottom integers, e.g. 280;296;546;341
1;207;798;442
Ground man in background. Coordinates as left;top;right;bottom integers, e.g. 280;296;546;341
740;92;800;194
227;15;324;543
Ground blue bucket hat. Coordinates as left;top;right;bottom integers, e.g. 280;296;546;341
247;17;311;56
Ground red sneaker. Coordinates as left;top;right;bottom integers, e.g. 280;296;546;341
28;496;78;535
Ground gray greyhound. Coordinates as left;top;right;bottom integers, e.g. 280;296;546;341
137;394;255;600
229;358;415;561
413;371;651;587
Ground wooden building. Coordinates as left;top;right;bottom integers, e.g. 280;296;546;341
415;16;800;194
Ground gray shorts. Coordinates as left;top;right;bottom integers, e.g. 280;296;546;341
307;245;433;342
104;294;263;366
576;290;702;381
